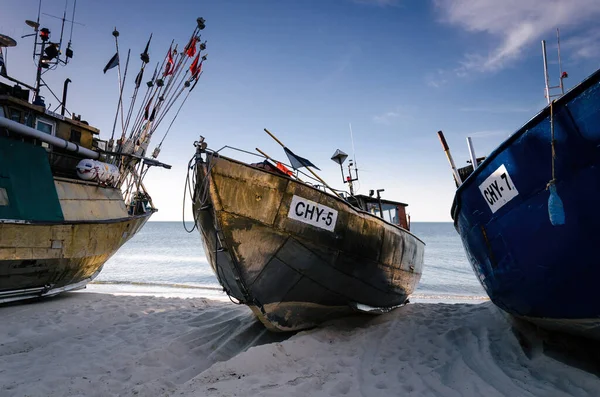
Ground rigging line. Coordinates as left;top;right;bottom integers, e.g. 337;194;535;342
156;61;187;120
550;100;556;182
161;43;194;100
32;0;41;61
151;72;190;134
157;78;196;148
129;62;158;140
130;92;156;144
56;0;67;57
152;43;190;116
109;29;122;142
38;77;63;106
129;82;156;141
123;75;142;135
162;24;199;94
349;122;357;168
148;67;178;125
123;34;152;134
129;39;172;140
130;82;159;143
52;102;72;116
150;49;202;135
69;0;76;42
123;65;147;135
118;49;131;141
182;155;198;233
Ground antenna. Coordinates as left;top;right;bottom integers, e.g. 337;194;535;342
349;122;357;166
348;122;359;190
23;0;82;105
331;147;359;196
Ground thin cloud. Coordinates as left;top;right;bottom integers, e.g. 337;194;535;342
434;0;600;73
561;28;600;60
372;105;416;125
316;44;361;87
373;110;401;124
426;69;448;88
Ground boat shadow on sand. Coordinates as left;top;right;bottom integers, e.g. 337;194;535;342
510;315;600;378
2;293;599;397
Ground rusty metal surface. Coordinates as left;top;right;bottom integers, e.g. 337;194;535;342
0;213;151;301
193;153;425;331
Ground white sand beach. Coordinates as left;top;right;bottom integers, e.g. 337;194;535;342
1;291;599;397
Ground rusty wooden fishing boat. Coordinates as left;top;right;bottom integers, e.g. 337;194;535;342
0;7;208;303
189;132;425;331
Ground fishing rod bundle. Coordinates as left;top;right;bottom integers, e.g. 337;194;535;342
104;17;208;188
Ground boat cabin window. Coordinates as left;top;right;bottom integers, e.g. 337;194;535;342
24;112;36;127
367;202;399;225
0;107;5;118
35;118;55;149
8;108;21;123
70;129;81;144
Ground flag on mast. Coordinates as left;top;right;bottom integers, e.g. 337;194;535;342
163;46;174;76
284;147;320;170
140;34;152;64
103;52;119;73
185;36;198;58
134;69;144;89
190;54;202;79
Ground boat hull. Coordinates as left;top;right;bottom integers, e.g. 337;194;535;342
452;68;600;339
193;154;425;332
0;133;157;302
0;214;151;303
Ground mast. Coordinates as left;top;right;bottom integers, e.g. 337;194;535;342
542;40;550;105
24;0;79;106
541;28;568;104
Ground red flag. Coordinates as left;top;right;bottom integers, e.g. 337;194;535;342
190;54;202;79
185;36;198;58
164;46;174;76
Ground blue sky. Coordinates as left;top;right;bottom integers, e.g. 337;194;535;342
2;0;600;221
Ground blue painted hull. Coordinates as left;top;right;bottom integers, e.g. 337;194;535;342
452;68;600;338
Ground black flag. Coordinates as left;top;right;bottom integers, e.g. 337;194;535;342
103;52;119;73
140;34;152;64
284;147;320;170
135;69;144;89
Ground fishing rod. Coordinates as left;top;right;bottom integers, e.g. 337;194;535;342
123;34;152;135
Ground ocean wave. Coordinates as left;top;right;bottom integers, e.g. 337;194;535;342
109;254;209;264
90;280;223;291
411;293;489;301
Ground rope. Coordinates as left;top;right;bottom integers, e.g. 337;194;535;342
182;154;199;233
547;100;557;189
182;149;216;233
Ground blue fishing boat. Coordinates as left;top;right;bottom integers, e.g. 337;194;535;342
439;35;600;339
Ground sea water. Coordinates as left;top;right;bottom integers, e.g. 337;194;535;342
93;222;486;300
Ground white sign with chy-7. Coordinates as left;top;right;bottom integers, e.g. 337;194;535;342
478;164;519;213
